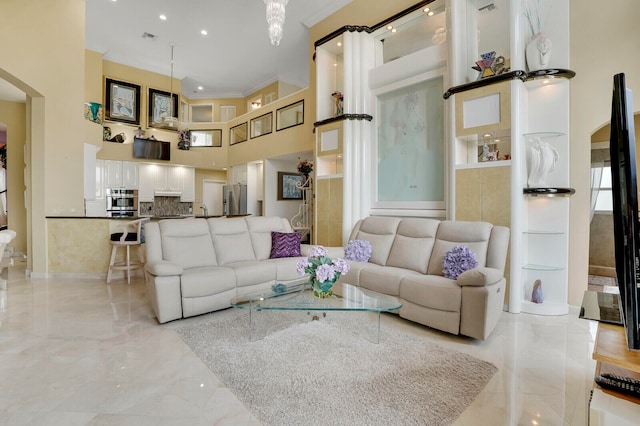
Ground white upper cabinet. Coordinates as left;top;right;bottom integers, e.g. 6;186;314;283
104;160;139;189
181;167;195;202
122;162;139;189
156;165;182;193
138;163;157;202
104;160;122;188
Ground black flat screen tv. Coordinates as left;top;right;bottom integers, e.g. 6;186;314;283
609;72;640;351
133;137;170;161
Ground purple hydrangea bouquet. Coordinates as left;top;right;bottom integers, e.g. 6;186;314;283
345;239;372;262
442;245;478;280
297;245;350;298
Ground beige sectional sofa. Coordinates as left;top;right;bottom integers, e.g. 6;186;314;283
334;216;509;340
144;215;509;340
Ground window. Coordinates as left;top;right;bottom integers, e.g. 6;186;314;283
592;164;612;212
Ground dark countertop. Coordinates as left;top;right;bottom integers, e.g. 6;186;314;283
46;215;221;220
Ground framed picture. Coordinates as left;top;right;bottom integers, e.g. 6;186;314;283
191;129;222;147
250;112;273;139
104;78;141;125
277;172;303;200
276;100;304;131
230;122;248;145
148;88;179;130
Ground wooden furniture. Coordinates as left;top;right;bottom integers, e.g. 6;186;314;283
106;218;147;285
590;323;640;424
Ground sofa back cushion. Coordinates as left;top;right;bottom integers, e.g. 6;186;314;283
386;218;440;274
349;217;401;266
159;219;217;268
208;217;256;265
427;221;493;276
246;216;294;260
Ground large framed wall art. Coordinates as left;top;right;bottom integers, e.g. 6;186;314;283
104;78;141;126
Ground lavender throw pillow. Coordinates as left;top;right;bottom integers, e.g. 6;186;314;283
270;232;302;259
345;239;372;262
442;245;478;279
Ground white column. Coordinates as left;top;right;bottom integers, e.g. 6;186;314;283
341;31;375;243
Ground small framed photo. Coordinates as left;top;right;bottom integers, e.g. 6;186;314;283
230;122;248;145
148;88;179;130
278;172;304;200
104;78;141;125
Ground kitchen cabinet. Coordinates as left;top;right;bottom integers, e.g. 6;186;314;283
104;160;122;188
181;167;195;202
138;163;157;202
104;160;138;189
155;165;182;193
122;162;139;188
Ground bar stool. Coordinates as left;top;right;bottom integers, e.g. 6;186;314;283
106;218;147;285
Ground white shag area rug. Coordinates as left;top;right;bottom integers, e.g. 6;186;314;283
175;309;497;426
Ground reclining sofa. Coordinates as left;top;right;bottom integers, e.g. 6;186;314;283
143;215;509;340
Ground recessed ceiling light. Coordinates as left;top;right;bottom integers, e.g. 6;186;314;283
428;11;434;16
333;63;337;67
159;14;167;21
337;42;342;47
386;25;393;30
197;86;203;91
423;7;430;13
391;28;397;33
201;29;208;36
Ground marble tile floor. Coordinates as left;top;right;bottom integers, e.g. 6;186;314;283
0;261;598;425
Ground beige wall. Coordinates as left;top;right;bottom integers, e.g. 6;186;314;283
226;89;314;167
0;100;27;254
0;0;86;273
569;0;640;305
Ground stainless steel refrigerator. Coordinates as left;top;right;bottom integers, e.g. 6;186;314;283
223;184;247;216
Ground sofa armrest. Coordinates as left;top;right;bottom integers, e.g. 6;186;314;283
145;260;184;277
456;267;503;287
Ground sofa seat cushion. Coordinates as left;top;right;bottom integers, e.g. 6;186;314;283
336;260;370;287
180;266;236;298
399;275;462;313
268;257;307;281
159;219;218;268
358;264;422;296
227;260;276;288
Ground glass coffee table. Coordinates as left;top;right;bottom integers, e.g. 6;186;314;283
230;280;402;343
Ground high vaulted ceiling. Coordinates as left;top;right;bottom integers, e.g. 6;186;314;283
85;0;352;100
0;0;352;103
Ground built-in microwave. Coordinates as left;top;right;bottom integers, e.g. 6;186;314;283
106;188;138;216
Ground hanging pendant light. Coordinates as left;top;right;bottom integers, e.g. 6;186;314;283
165;42;179;127
264;0;289;46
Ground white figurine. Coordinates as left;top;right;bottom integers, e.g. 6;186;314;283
527;137;558;187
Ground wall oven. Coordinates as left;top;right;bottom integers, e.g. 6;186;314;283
106;189;138;217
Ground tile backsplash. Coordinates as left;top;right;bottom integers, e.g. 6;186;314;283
140;196;193;216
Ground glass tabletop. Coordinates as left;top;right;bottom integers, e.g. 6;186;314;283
230;280;402;313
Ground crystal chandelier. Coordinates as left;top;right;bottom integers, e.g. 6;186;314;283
264;0;289;46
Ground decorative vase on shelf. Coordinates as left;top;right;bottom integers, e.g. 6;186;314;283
532;279;544;304
526;32;552;72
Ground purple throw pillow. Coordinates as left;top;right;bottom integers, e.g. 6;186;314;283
270;232;302;258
